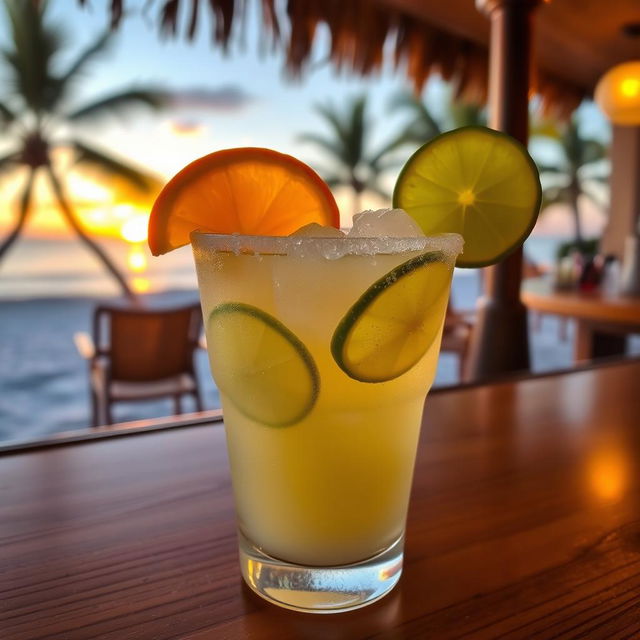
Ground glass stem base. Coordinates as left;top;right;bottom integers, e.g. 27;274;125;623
238;530;404;614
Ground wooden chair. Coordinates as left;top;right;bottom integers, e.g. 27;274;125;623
74;303;204;427
441;302;475;382
446;255;554;381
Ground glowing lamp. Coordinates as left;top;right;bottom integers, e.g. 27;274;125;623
595;60;640;125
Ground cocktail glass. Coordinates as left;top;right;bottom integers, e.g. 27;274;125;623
192;230;463;613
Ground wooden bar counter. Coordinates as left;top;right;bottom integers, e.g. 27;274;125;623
2;359;640;639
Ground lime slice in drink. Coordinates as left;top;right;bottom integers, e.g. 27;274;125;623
331;252;452;383
393;126;541;267
207;303;319;426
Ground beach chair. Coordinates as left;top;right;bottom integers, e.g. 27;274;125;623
74;303;204;427
441;303;475;382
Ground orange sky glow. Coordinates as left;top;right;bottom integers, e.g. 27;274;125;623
0;171;156;243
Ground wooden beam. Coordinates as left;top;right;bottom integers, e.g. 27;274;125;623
466;0;540;380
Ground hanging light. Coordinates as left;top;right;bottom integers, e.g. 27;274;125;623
595;60;640;125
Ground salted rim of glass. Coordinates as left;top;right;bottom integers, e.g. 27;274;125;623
190;231;463;261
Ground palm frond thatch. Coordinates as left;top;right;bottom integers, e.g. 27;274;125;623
88;0;587;119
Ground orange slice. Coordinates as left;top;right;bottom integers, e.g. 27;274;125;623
148;147;340;255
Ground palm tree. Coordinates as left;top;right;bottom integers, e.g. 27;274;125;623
388;90;486;148
0;0;163;301
530;115;609;245
298;95;399;214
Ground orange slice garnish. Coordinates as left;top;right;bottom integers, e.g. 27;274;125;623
148;147;340;255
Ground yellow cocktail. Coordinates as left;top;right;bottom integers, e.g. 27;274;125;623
149;131;541;614
192;229;462;610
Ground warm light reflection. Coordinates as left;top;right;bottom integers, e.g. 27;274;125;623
120;214;149;243
76;202;150;239
132;276;150;293
587;444;628;502
127;244;147;272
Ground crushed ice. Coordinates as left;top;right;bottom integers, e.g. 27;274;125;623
348;208;425;238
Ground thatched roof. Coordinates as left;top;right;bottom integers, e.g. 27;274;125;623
84;0;637;119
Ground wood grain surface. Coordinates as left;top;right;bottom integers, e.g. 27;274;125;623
2;360;640;639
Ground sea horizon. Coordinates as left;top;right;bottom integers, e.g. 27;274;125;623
0;233;571;301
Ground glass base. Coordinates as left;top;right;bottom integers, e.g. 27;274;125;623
238;530;404;614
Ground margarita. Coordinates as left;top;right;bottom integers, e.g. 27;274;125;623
192;228;462;570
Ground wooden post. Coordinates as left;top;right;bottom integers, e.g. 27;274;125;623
601;125;640;260
466;0;540;380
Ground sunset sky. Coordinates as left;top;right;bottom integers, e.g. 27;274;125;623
1;0;441;239
0;0;611;293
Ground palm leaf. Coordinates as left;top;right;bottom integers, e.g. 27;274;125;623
450;102;486;128
65;89;164;123
585;174;610;185
322;175;347;190
1;0;64;113
541;185;571;210
369;153;405;172
580;139;608;165
71;139;162;195
0;166;35;263
53;30;113;104
297;133;346;166
364;180;391;201
368;133;407;168
563;119;582;166
387;128;429;149
313;102;351;160
0;100;16;125
0;149;20;178
300;93;397;203
390;92;442;135
529;118;563;140
388;91;441;147
536;162;566;175
346;95;366;168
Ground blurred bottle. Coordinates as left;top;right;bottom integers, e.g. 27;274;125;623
578;254;603;292
601;255;621;295
621;231;640;296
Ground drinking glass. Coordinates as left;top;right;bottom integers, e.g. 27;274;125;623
192;231;462;613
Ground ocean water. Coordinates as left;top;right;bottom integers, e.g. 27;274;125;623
0;234;563;299
2;234;635;445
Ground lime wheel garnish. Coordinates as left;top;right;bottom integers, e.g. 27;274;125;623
331;252;453;383
207;303;319;426
393;127;541;267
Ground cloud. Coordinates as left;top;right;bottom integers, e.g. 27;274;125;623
164;119;207;137
164;85;254;111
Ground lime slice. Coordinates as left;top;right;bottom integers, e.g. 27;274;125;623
393;126;541;267
207;303;319;426
331;252;452;383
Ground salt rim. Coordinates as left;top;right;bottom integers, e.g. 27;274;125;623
191;231;463;261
